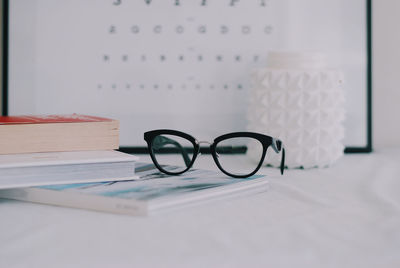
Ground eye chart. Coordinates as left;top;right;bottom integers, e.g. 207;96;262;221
7;0;369;149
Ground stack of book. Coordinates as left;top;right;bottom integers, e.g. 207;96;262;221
0;114;138;189
0;114;270;216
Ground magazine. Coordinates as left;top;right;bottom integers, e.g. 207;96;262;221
0;162;269;216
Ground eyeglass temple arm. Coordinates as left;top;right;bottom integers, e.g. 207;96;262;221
152;136;192;167
272;138;285;175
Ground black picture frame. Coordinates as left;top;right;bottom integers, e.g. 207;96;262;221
1;0;372;154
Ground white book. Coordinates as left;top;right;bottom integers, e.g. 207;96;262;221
0;163;269;216
0;150;139;189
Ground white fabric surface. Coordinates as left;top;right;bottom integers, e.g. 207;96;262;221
1;148;400;268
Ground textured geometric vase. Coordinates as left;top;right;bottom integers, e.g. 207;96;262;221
247;52;345;168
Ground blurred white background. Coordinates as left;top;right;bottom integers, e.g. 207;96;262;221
0;0;399;149
373;0;400;148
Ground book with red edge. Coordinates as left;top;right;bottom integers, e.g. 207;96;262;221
0;114;119;154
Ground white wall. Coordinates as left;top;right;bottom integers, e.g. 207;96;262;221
0;0;399;148
373;0;400;148
0;1;2;109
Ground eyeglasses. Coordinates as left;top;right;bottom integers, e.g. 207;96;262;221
144;129;285;178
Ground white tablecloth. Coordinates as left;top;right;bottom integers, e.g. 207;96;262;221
1;149;400;268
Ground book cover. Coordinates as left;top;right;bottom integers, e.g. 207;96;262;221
0;114;114;124
0;163;269;216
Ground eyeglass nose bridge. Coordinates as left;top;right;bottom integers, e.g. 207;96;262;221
196;140;218;156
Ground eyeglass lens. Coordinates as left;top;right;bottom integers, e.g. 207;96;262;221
215;137;264;176
151;134;195;173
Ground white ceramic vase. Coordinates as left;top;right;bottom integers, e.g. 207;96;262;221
247;52;345;168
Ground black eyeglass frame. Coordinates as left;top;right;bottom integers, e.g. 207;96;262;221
144;129;285;178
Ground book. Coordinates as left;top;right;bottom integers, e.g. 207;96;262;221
0;114;119;154
0;150;139;189
0;162;269;216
